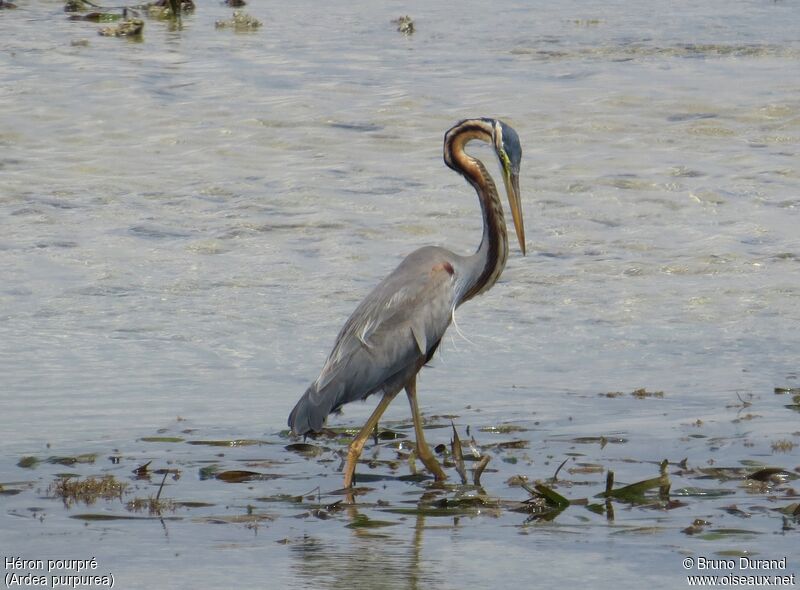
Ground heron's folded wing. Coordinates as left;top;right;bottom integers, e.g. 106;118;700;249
314;247;457;396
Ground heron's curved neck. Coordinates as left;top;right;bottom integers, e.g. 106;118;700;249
444;122;508;305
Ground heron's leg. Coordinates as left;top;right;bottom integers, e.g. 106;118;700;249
343;392;397;488
406;376;447;481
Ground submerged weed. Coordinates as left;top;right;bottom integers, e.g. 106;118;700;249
49;475;128;507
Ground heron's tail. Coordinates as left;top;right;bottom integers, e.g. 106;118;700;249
287;381;343;436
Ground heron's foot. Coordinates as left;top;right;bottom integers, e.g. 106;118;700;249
342;442;364;488
415;443;447;481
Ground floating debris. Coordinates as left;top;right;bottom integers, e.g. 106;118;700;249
601;391;625;398
223;0;246;6
126;496;177;514
775;503;800;517
747;467;794;484
194;513;274;525
148;0;195;11
479;424;529;434
68;12;122;22
98;18;144;37
473;455;490;487
572;18;602;26
47;453;97;466
215;10;262;30
0;0;18;8
0;486;24;497
375;429;406;440
346;514;398;529
132;461;152;477
393;15;414;35
64;0;89;12
215;470;282;483
771;439;796;452
522;481;570;510
284;442;326;457
70;513;179;521
145;0;195;20
720;504;751;518
198;465;220;480
693;528;763;541
631;388;664;399
568;463;604;475
17;456;40;469
187;439;267;447
774;386;800;395
451;424;467;484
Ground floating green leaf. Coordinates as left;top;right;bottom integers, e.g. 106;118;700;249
696;528;763;541
599;473;670;502
216;470;281;483
346;514;398;529
523;482;570;509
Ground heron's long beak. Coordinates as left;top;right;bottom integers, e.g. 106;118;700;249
504;169;526;255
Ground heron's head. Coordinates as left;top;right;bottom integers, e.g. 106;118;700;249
490;119;526;255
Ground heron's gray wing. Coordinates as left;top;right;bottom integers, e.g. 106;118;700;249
319;246;456;393
288;247;457;434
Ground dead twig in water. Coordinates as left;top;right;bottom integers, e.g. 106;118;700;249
472;455;490;487
451;422;467;485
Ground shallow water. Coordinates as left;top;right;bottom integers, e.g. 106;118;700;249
1;0;799;588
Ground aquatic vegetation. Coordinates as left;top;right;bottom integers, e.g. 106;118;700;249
17;456;40;469
630;387;665;399
5;385;797;575
214;10;261;31
215;470;282;483
771;439;796;453
146;0;195;15
392;15;414;35
98;18;144;37
140;436;185;443
186;438;269;446
68;12;122;22
49;475;128;507
46;453;97;466
126;495;177;514
64;0;90;12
